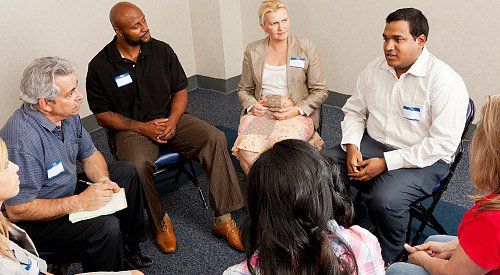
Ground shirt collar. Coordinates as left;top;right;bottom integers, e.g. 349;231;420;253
379;47;430;78
22;103;58;132
106;36;152;63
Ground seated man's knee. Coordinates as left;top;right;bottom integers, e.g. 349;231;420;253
212;128;228;146
369;188;406;216
88;216;122;243
114;161;139;177
128;158;156;175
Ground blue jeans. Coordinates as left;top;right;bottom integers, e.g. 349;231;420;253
386;235;458;275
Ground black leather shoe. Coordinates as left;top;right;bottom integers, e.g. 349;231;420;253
124;245;153;269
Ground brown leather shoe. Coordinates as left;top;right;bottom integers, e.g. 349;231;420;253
156;215;176;253
212;219;244;251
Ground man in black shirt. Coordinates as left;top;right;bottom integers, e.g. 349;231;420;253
86;2;244;254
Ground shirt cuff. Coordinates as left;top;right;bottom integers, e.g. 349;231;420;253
297;107;306;116
383;149;405;171
246;104;254;114
340;139;361;153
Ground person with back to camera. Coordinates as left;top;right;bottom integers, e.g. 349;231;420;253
386;94;500;274
224;139;385;274
0;137;143;275
233;0;328;174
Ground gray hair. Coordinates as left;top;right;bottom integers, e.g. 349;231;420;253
20;56;75;104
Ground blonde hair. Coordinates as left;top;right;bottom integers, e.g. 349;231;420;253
0;138;14;259
470;95;500;212
258;0;288;24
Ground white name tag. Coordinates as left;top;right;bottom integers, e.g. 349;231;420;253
402;106;421;121
47;161;64;179
289;57;305;68
114;72;133;88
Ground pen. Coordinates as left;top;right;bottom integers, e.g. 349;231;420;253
78;179;94;186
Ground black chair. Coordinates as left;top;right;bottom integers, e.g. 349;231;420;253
154;144;208;209
317;103;324;136
404;98;475;247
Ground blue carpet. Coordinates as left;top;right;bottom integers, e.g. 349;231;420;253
65;88;473;274
215;125;468;244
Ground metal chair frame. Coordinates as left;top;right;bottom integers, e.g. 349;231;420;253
404;98;475;248
153;149;208;209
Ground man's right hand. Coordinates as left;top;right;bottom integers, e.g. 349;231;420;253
139;118;169;143
251;98;268;117
77;182;116;211
346;144;363;175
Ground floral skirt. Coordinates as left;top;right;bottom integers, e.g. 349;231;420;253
232;111;324;156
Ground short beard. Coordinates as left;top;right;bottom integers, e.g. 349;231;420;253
123;30;150;46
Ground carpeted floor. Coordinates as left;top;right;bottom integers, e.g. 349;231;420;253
67;88;474;274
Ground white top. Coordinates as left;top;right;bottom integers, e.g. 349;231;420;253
0;223;47;275
261;63;288;97
341;48;469;171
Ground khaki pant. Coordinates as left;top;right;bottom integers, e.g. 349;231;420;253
113;114;244;231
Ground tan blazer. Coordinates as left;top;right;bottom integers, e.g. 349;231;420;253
237;35;328;128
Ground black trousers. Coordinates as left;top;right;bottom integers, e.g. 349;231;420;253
17;161;146;272
329;134;449;263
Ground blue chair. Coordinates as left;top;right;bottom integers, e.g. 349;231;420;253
404;98;475;246
154;144;208;209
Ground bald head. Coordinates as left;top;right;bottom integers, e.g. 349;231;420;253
109;1;142;29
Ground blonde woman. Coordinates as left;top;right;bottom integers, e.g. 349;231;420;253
233;0;328;174
387;95;500;274
0;138;49;274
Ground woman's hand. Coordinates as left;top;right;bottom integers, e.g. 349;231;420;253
405;239;458;260
273;106;300;120
408;250;432;266
251;98;268;117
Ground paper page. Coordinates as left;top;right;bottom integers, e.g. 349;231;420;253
69;188;127;223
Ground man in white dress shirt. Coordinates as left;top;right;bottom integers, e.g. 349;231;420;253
330;8;469;263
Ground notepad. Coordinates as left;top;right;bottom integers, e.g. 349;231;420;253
69;188;127;223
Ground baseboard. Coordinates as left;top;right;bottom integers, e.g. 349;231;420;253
82;75;475;139
187;75;240;94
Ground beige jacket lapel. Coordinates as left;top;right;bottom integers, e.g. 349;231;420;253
249;37;268;101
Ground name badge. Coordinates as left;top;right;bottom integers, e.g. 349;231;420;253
47;161;64;179
402;106;421;121
289;57;305;68
114;72;133;88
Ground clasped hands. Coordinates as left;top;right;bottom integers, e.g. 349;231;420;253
78;178;120;211
404;240;457;265
141;118;177;143
346;144;387;182
251;98;300;120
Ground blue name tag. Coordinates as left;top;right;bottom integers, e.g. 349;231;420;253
402;106;421;121
289;57;305;68
47;160;64;179
114;72;133;88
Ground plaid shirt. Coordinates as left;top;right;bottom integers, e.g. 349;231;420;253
224;220;385;275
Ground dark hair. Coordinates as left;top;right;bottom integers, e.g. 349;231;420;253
242;139;358;275
386;8;429;39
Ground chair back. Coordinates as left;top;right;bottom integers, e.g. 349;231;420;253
433;98;475;194
317;104;324;136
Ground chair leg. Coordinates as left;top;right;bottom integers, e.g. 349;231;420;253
173;167;182;185
186;160;208;209
426;214;447;235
